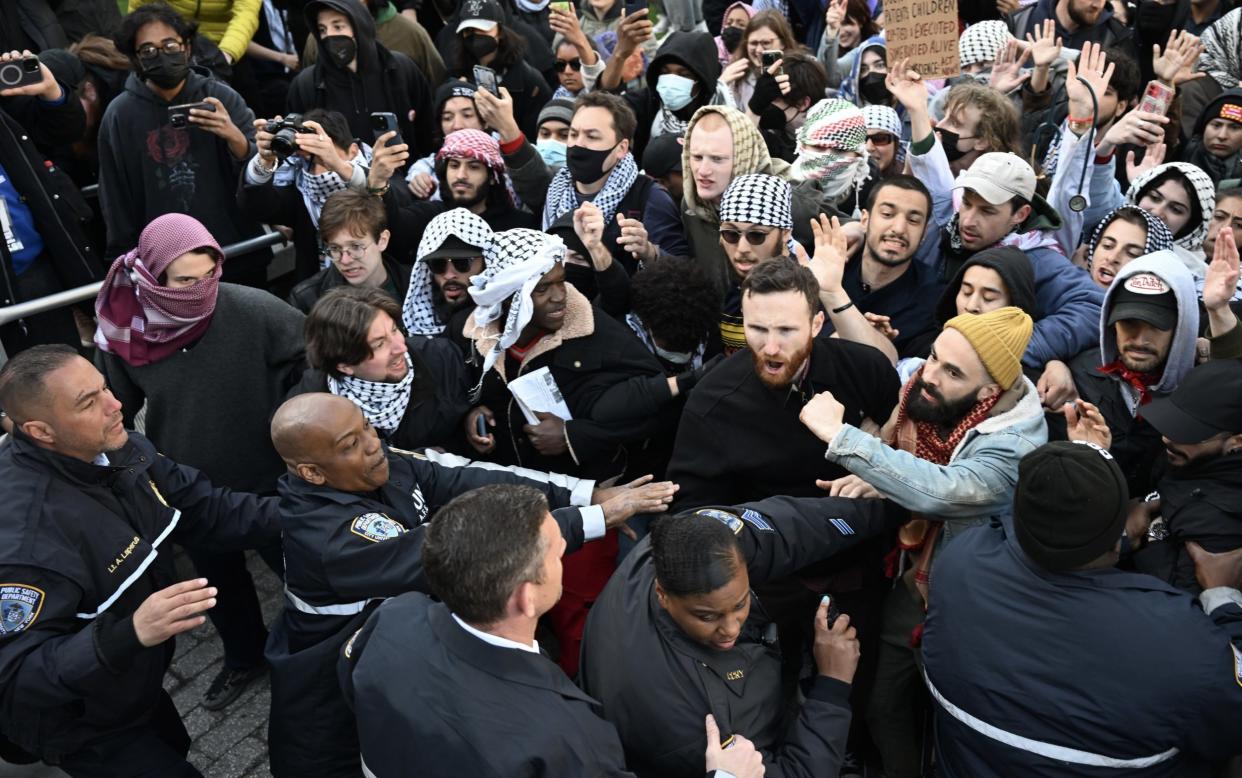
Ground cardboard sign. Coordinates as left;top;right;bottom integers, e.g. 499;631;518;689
884;0;961;79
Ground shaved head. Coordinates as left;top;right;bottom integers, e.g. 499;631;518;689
271;393;390;492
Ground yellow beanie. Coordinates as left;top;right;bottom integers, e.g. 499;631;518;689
944;306;1033;391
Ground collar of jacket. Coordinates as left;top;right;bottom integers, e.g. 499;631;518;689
463;284;596;383
428;600;601;703
9;428;142;486
878;374;1043;447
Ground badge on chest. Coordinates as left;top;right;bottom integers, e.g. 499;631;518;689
350;513;408;543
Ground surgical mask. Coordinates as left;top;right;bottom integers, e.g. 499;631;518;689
566;143;616;184
465;35;499;60
656;73;697;111
321;35;357;68
720;26;744;51
536;138;567;167
141;52;190;89
653;341;695;364
938;127;969;163
858;72;891;105
516;0;550;9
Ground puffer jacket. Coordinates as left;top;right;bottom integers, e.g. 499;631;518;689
128;0;262;63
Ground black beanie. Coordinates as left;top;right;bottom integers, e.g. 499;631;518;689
936;246;1039;325
1013;441;1129;571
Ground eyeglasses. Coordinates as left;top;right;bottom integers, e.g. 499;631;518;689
720;228;775;246
426;257;478;274
136;40;186;61
555;58;582;73
867;133;895;147
325;242;373;260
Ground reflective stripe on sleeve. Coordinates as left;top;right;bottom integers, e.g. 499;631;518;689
284;587;376;617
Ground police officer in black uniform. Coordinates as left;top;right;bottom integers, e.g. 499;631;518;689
339;484;767;778
0;345;280;777
264;392;676;777
923;441;1242;777
579;495;903;777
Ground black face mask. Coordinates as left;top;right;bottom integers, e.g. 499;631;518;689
758;105;787;131
321;35;357;68
1136;1;1177;44
465;35;499;60
938;128;968;163
859;72;891;105
566;143;616;184
720;26;743;51
141;52;190;89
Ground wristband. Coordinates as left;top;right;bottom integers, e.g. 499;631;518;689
831;300;855;314
1094;151;1115;165
1066;115;1094;124
367;184;390;197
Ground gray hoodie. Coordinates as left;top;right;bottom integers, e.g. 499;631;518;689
1099;250;1200;416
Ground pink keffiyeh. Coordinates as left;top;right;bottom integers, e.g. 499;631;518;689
94;214;224;366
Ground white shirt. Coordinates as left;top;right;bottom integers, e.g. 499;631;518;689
451;613;540;654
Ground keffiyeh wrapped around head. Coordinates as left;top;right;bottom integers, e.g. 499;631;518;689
720;174;793;229
1086;206;1175;267
1125;161;1217;252
437;129;506;179
403;208;493;335
792;99;870;201
958;21;1013;69
468;229;567;377
94;214;224;367
1198;8;1241;89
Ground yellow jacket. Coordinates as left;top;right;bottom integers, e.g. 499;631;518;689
127;0;261;63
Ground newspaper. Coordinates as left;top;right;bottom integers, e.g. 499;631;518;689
507;367;573;425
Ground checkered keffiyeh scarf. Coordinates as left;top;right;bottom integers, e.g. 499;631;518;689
1199;8;1242;89
94;214;224;367
403;209;492;335
1125;162;1218;252
437;129;506;177
468;230;567;381
958;21;1013;69
683;106;773;223
720;174;792;229
542;152;639;229
792;99;871;201
327;354;415;433
1086;206;1174;269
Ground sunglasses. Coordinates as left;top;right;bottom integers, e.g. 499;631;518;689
425;257;478;274
720;228;775;246
555;58;582;72
867;133;895;147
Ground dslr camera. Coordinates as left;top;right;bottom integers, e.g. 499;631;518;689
266;114;314;161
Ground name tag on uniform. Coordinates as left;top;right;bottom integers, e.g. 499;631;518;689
350;513;407;543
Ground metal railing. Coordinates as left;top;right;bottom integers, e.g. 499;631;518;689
0;230;288;364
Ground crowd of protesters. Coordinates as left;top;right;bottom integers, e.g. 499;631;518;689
1;0;1242;775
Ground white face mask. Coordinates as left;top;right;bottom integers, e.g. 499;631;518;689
656;73;697;111
536;138;567;167
650;334;696;364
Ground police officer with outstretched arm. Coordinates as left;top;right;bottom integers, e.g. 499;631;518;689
0;345;281;777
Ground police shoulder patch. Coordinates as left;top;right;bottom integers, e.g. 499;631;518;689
0;584;45;636
740;508;774;532
694;509;744;535
349;513;407;543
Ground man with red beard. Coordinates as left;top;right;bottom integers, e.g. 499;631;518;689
799;305;1047;778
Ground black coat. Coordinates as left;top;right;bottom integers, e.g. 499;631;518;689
0;431;279;761
266;446;584;777
339;589;629;778
286;254;412;314
580;496;902;778
287;336;471;451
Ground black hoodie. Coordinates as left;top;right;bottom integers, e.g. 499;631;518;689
623;32;723;159
1181;87;1242;184
288;0;434;157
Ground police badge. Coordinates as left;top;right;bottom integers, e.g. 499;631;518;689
0;584;44;635
350;513;407;543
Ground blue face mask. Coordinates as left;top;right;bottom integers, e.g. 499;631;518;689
536;138;567;167
657;73;697;111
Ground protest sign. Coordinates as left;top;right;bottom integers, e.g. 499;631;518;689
884;0;960;79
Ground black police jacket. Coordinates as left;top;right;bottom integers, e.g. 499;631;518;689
266;445;589;777
580;495;903;778
0;431;279;761
340;591;631;777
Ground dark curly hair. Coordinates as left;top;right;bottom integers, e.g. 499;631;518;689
630;256;723;354
114;2;198;62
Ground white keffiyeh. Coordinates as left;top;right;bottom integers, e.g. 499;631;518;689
402;208;493;336
326;354;415;433
468;230;567;380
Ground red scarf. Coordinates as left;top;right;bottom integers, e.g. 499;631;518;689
889;372;1002;465
1097;360;1162;406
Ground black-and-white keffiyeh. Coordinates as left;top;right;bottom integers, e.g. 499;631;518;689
279;146;373;227
1199;8;1241;89
468;229;566;384
652;105;690;141
1125;161;1217;253
719;173;793;229
542;152;639;229
326;353;415;433
958;21;1013;69
402;208;493;336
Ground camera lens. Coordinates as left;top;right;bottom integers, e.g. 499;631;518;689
169;112;186;129
0;63;20;87
270;127;298;161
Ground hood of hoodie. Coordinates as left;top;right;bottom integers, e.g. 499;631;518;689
681;105;773;222
1192;86;1242;138
841;36;885;106
1086;205;1175;267
1125;161;1217;252
719;2;756;33
647;31;723;99
304;0;379;72
1099;250;1199;400
935;246;1037;324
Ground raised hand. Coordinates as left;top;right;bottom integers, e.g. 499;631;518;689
989;39;1032;94
0;50;62;100
1125;142;1167;182
1065;41;1114;124
593;474;678;540
368;131;410;188
824;0;847;36
721;58;750;85
472;85;521;144
1064;399;1111;450
574;201;606;250
884;56;929;115
616;213;655;263
1151;30;1205;86
800;214;850;296
1025;19;1062;68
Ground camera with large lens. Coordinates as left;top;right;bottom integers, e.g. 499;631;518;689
266;114;313;162
0;57;42;89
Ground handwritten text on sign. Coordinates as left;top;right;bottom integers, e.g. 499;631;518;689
884;0;960;79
